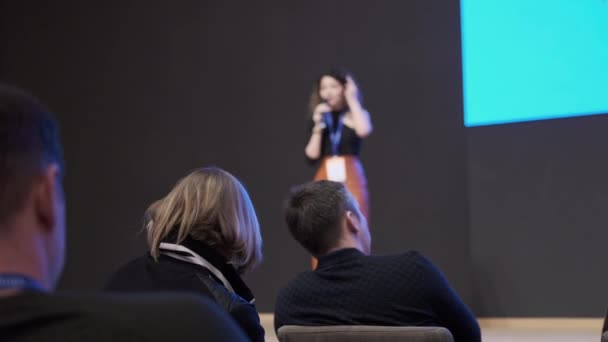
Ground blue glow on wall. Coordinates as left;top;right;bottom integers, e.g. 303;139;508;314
461;0;608;127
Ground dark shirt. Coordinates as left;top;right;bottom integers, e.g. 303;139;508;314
308;112;362;161
105;238;264;342
274;248;481;342
0;291;246;341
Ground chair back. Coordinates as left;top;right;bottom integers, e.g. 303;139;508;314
277;325;454;342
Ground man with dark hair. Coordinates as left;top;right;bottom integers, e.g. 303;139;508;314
0;84;247;341
275;180;481;342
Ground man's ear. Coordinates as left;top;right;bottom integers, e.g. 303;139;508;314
344;210;361;234
33;164;61;233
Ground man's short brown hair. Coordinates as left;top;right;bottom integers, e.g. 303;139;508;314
284;180;359;256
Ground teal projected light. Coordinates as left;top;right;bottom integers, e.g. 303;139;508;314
461;0;608;127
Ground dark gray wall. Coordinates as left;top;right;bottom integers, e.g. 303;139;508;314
2;0;604;317
468;116;608;317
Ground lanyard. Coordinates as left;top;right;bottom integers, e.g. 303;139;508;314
0;273;43;291
326;113;344;156
159;242;237;296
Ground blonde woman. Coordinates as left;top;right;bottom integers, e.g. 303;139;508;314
105;167;264;341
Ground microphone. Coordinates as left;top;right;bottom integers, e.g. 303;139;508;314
320;99;332;125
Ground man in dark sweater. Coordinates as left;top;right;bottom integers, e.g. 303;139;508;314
0;84;246;341
275;180;481;342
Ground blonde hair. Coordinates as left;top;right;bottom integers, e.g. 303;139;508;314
146;167;262;273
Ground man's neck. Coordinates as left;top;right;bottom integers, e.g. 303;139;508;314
323;243;364;257
0;238;51;293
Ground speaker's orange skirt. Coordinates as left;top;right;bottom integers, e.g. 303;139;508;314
313;155;369;220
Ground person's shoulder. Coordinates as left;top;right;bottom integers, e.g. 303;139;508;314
103;255;149;289
57;292;247;341
0;292;247;341
106;255;148;278
105;254;213;293
53;291;203;316
286;270;316;286
399;250;426;260
365;250;435;276
367;250;425;265
118;254;153;269
276;270;315;299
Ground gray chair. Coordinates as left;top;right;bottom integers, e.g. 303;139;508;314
277;325;454;342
